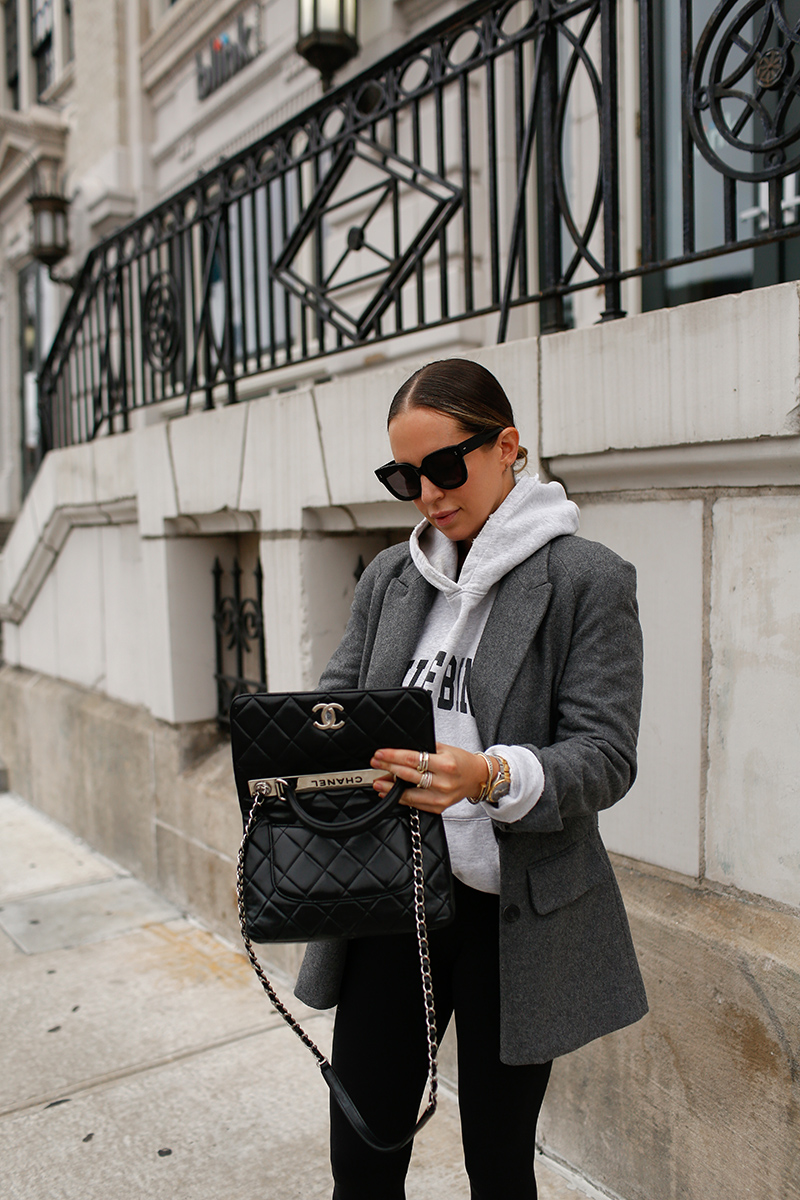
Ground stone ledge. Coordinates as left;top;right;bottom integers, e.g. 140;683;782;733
541;281;800;458
550;434;800;493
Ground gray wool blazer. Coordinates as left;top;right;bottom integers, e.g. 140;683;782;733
294;533;649;1064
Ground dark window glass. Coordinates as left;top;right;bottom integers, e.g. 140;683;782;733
643;0;800;312
64;0;73;62
19;262;44;498
30;0;52;46
30;0;53;97
5;0;19;109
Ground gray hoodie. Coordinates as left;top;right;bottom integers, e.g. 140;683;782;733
402;474;580;892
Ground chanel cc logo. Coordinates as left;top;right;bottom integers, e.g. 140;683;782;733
312;702;346;731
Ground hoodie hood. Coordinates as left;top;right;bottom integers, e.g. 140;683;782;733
409;474;579;604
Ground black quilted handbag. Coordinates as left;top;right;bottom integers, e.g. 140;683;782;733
229;687;455;1152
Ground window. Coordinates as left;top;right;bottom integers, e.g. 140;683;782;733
643;0;800;311
64;0;73;63
30;0;54;98
19;263;42;497
4;0;19;109
18;261;57;496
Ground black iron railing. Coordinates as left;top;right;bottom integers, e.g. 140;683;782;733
213;557;267;725
38;0;800;451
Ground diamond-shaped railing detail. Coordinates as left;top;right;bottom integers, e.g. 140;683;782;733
273;134;462;342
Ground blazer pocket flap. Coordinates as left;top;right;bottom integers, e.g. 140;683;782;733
527;838;611;916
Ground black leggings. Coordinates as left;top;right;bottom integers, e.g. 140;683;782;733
330;879;553;1200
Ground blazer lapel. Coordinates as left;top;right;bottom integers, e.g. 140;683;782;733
365;565;436;687
471;545;553;747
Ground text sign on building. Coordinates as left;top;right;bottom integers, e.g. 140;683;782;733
196;6;261;101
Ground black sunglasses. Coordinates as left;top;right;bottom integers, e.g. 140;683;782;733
375;427;504;501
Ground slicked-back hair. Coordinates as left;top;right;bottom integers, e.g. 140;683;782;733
388;359;528;471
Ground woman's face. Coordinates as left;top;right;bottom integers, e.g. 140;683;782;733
387;406;519;544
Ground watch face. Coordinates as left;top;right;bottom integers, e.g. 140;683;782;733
492;780;511;801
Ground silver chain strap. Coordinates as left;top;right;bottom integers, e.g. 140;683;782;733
236;785;440;1124
408;805;439;1118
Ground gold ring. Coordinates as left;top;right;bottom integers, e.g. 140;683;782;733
417;750;429;775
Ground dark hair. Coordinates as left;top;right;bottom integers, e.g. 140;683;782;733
388;359;528;471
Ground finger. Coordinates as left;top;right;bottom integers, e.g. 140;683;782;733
372;749;439;773
371;758;429;787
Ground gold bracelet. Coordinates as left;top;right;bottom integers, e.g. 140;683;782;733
468;752;495;805
485;755;511;807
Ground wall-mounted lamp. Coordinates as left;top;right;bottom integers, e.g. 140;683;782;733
29;192;69;266
297;0;359;92
28;188;75;285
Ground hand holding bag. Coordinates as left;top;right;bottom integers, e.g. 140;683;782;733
230;687;455;1152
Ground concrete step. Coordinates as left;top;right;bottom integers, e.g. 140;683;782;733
0;793;599;1200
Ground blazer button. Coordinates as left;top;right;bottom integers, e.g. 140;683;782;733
502;904;520;923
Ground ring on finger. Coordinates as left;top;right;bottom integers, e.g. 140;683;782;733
417;750;429;775
419;770;434;790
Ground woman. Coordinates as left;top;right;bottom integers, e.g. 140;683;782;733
295;359;648;1199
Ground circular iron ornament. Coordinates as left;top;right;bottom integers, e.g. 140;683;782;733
214;595;263;654
756;45;789;87
238;597;264;649
142;272;181;372
687;0;800;184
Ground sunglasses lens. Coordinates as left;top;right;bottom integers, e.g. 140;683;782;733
382;465;421;499
377;437;480;499
424;449;466;490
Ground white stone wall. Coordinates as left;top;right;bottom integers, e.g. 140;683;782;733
543;282;800;908
580;499;705;880
706;498;800;908
2;282;800;915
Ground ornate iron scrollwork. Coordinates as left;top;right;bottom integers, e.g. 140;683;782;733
273;134;462;342
213;557;267;724
142;272;182;371
38;0;800;455
688;0;800;182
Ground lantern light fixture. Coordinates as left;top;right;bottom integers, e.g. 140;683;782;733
28;189;73;283
297;0;359;92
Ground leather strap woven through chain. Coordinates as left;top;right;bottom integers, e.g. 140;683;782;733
236;785;440;1153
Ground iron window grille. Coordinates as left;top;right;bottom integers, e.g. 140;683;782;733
213;556;267;726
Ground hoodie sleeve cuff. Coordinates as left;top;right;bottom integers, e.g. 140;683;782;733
482;745;544;823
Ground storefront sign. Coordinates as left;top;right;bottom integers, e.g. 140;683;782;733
196;7;260;101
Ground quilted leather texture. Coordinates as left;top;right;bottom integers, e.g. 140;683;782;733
243;809;453;942
230;689;437;822
230;689;455;943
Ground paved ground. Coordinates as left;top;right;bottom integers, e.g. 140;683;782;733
0;793;599;1200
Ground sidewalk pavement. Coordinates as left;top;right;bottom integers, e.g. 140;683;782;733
0;793;598;1200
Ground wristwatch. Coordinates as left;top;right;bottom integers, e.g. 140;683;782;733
485;756;511;807
469;754;511;807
